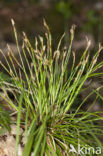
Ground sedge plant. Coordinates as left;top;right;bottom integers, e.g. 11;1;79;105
0;19;103;156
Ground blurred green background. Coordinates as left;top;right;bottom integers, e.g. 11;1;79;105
0;0;103;48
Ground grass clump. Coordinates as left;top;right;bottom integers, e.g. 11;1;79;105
0;19;103;156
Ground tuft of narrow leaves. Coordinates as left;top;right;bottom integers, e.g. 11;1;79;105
0;19;103;156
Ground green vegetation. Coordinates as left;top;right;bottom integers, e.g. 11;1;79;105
0;19;103;155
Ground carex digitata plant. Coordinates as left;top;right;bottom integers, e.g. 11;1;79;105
0;19;103;156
